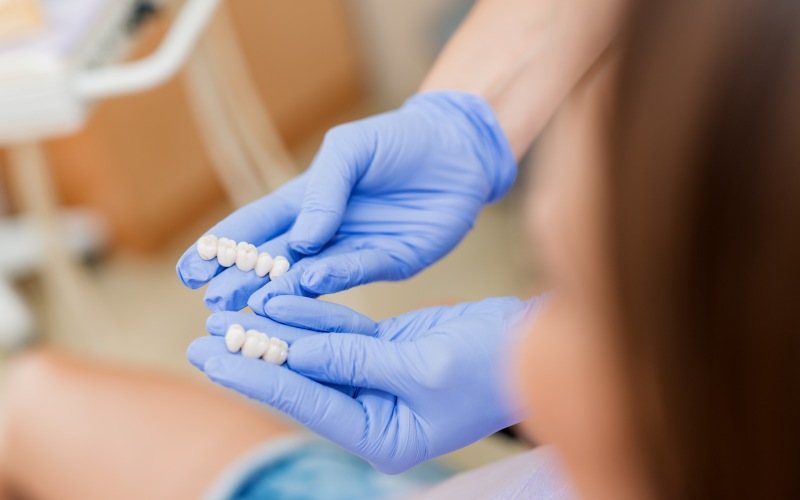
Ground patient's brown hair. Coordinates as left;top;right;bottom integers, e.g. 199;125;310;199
607;0;800;498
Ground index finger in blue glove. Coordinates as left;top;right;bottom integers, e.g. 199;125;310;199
264;295;378;335
293;198;472;297
176;177;305;290
289;334;417;395
187;335;231;370
297;248;412;297
246;260;318;314
288;125;372;255
203;354;368;451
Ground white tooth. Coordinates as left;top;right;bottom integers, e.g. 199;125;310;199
242;336;265;358
245;329;260;339
263;344;282;364
257;333;270;343
197;234;218;260
235;243;258;272
269;256;290;280
229;323;246;334
225;324;246;353
255;338;271;358
263;337;288;365
216;238;237;267
254;252;274;277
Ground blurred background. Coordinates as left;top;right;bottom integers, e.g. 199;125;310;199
0;0;543;470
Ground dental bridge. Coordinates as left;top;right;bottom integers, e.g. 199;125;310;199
0;0;223;347
197;234;291;279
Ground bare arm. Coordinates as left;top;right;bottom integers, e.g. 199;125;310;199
421;0;626;158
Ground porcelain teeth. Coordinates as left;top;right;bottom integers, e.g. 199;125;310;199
264;336;289;364
197;234;218;260
254;252;274;277
196;235;290;277
224;323;246;352
235;242;258;272
224;323;288;365
269;256;290;280
216;238;237;267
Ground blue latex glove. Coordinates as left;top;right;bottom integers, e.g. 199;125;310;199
187;295;541;474
176;91;516;314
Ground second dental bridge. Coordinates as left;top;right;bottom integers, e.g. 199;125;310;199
197;234;290;279
225;323;289;365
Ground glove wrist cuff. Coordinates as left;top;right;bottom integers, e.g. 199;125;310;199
404;90;518;204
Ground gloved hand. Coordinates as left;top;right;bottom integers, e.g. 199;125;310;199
176;91;516;314
187;295;542;474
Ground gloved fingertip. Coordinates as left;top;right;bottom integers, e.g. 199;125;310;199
287;217;323;255
288;239;322;256
203;294;228;313
246;294;269;317
300;265;348;295
285;336;323;372
206;313;227;335
262;298;287;319
289;210;343;256
186;341;207;370
203;355;234;379
176;257;216;289
298;268;321;291
176;263;198;289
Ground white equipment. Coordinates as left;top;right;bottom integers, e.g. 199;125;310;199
0;0;222;347
0;0;221;143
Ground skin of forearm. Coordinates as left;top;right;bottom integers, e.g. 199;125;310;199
420;0;627;158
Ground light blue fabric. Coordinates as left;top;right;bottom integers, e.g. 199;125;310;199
206;436;453;500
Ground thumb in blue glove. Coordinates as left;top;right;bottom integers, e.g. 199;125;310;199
188;295;543;474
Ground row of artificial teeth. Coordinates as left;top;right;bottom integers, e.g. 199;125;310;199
224;323;289;365
196;234;290;279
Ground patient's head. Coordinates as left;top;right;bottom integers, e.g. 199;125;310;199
516;1;800;498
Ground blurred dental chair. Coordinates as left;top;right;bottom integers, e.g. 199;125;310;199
0;0;294;348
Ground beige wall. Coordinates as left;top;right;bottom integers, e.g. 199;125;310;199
347;0;472;106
